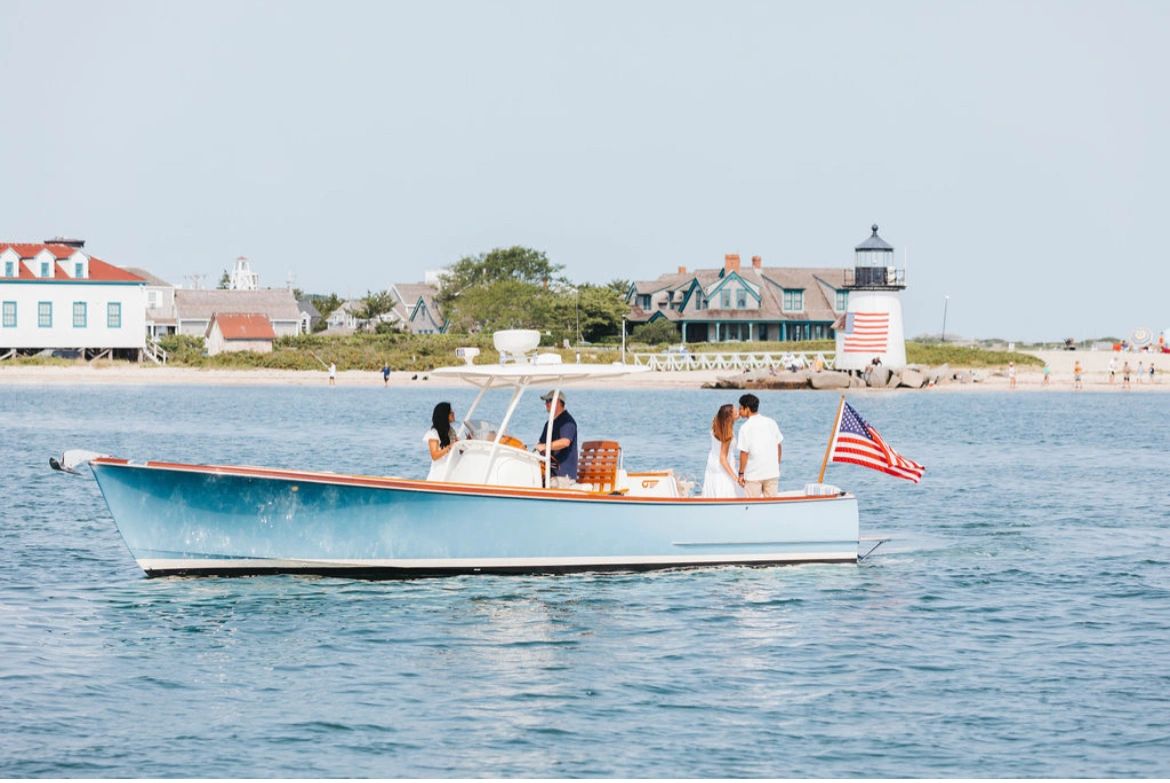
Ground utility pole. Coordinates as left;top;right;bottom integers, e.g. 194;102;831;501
941;296;950;343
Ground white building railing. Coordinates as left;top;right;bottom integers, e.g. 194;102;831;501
628;351;835;372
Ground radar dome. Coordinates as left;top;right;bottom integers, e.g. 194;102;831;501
493;329;541;355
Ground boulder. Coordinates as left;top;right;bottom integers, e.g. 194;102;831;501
810;371;852;390
886;371;902;388
956;370;973;384
849;375;867;388
749;370;810;390
898;369;926;389
931;364;950;385
866;366;892;387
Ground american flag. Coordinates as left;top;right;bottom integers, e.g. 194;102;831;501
842;311;889;353
829;401;925;483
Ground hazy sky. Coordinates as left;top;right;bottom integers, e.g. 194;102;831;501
2;1;1166;340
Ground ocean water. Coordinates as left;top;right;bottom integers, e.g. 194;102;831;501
1;383;1168;777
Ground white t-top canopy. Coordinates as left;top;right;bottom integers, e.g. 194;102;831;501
431;362;649;387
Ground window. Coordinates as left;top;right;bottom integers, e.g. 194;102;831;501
736;289;747;308
3;261;13;277
2;301;15;328
74;262;85;278
836;290;848;311
783;289;804;312
721;290;731;308
147;291;161;308
40;261;51;278
38;301;52;328
107;302;122;328
73;301;87;328
639;294;651;309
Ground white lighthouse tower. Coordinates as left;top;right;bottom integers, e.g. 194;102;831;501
834;225;907;371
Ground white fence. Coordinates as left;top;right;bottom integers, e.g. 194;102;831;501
628;351;836;372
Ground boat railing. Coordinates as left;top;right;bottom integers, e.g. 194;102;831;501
627;351;836;372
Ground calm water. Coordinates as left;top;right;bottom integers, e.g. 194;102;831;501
1;383;1168;777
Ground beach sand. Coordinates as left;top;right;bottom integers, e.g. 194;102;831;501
1;350;1167;392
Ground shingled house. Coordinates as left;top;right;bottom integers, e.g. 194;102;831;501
625;254;849;343
388;282;446;334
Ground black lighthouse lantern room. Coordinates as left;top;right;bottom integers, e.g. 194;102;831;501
848;225;904;289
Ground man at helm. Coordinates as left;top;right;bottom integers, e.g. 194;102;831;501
535;390;578;488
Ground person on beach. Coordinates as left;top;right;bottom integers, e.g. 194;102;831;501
1108;356;1117;384
1122;361;1132;390
1074;360;1083;390
1137;361;1144;384
1151;362;1157;383
382;363;391;386
327;362;336;386
1042;364;1051;385
701;404;745;499
535;391;578;488
1008;362;1017;389
736;393;783;497
424;402;458;481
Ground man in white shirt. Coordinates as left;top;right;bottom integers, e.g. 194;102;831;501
736;393;783;497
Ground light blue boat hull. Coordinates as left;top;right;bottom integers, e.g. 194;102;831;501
90;459;861;577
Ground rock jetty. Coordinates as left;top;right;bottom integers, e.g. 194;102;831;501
702;363;985;391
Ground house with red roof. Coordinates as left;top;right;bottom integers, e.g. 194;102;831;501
205;312;276;355
0;239;148;360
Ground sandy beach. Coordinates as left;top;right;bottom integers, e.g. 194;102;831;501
1;350;1167;392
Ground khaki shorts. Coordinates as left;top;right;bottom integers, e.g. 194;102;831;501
549;476;577;489
744;478;779;497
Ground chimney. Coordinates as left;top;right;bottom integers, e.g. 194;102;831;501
677;265;687;275
45;236;85;249
751;255;762;269
723;253;741;273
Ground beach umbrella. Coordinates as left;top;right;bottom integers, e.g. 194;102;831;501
1131;326;1153;347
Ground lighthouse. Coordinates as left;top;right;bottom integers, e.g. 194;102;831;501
834;225;907;371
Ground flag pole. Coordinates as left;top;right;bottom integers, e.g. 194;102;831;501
817;395;847;484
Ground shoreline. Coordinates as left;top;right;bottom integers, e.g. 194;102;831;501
1;362;1167;392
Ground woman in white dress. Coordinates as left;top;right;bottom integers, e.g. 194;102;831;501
701;403;745;498
423;401;458;481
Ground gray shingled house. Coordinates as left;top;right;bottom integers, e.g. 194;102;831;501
174;289;301;338
625;254;849;343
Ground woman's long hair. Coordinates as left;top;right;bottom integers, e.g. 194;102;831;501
711;403;735;444
431;402;454;448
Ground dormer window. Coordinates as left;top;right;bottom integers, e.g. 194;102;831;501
3;261;13;277
836;290;848;311
736;289;747;308
74;262;85;278
40;261;51;278
720;290;730;308
783;289;804;312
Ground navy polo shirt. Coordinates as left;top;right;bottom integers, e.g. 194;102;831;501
537;410;578;479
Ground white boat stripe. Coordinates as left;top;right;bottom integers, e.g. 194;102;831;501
139;552;857;571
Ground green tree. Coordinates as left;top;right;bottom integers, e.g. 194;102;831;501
631;319;678;346
445;279;558;339
438;246;564;309
352;290;397;331
607;278;632;298
309;293;343;321
552;284;628;343
217;270;230;289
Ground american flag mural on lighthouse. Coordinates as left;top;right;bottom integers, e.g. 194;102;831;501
841;311;890;354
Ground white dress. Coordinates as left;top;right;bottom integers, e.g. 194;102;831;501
423;428;453;481
701;434;744;498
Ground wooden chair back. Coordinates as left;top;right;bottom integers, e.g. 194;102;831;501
578;440;622;492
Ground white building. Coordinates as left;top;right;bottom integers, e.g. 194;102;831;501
174;289;300;338
834;225;908;370
228;256;260;290
124;267;177;339
205;312;275;355
0;239;147;360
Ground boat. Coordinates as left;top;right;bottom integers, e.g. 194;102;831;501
51;330;865;578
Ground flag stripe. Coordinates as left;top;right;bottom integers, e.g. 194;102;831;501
828;402;925;484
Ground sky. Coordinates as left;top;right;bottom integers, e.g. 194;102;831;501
1;0;1167;341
